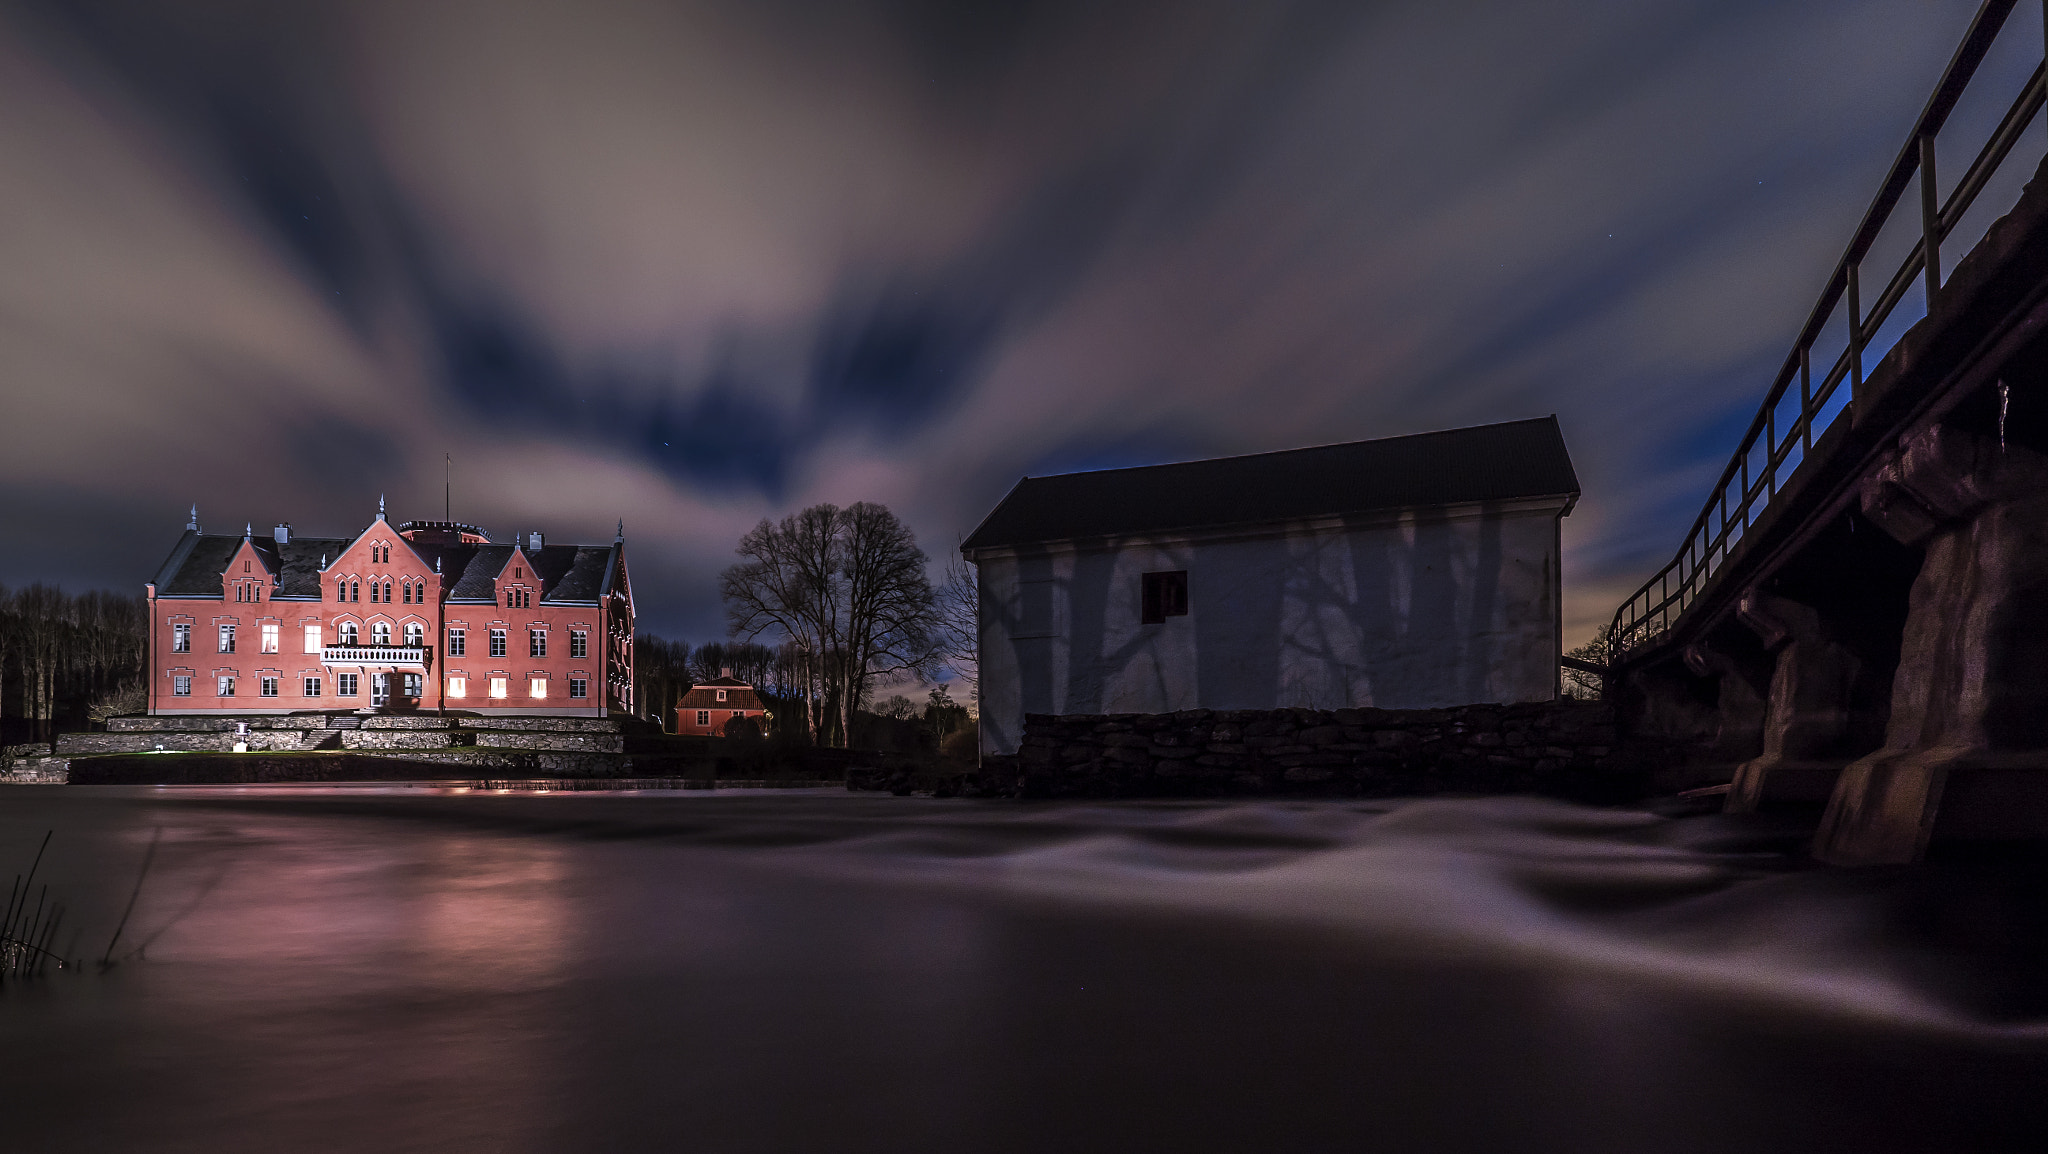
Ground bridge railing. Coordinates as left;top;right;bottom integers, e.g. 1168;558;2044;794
1610;0;2048;657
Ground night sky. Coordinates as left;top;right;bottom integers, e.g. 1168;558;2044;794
0;0;2007;644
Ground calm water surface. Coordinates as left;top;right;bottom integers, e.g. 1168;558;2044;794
2;786;2046;1153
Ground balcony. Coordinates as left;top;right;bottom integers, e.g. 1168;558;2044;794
321;645;429;668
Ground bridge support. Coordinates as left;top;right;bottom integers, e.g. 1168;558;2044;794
1815;426;2048;864
1724;591;1860;813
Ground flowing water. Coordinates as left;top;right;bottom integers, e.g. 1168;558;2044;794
2;786;2046;1153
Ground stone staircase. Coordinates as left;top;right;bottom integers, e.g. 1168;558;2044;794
301;729;342;750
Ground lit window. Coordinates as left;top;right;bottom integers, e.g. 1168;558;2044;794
570;629;587;658
490;677;508;699
340;622;358;645
447;677;467;699
373;622;392;646
569;678;587;699
260;677;279;698
173;624;191;653
490;629;507;658
338;673;358;697
173;676;192;697
696;710;710;727
447;628;466;656
304;625;322;653
530;629;546;658
530;678;547;699
219;625;236;653
261;624;279;653
405;622;424;647
217;676;236;697
304;677;322;697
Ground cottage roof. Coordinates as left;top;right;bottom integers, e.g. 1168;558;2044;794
960;416;1580;553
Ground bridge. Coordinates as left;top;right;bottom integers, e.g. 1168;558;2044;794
1608;0;2048;864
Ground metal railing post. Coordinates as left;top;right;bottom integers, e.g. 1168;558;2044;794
1920;133;1943;303
1849;263;1864;396
1800;345;1813;451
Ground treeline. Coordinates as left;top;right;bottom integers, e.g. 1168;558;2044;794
0;584;148;738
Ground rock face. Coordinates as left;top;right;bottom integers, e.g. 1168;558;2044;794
1004;701;1631;799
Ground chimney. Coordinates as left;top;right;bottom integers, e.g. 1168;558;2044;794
528;531;544;550
720;666;732;679
273;523;291;545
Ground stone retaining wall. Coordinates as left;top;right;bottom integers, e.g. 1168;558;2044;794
56;731;317;754
474;732;625;753
464;717;622;733
341;730;455;750
1011;701;1637;800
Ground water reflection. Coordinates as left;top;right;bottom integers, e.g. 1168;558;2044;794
0;788;2043;1152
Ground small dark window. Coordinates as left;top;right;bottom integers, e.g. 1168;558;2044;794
1140;570;1188;624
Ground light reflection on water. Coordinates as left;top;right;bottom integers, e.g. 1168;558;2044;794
1;786;2045;1153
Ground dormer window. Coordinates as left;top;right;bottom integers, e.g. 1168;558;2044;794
716;689;727;702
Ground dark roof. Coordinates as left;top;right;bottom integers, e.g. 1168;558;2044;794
960;417;1580;552
153;526;620;604
680;683;766;710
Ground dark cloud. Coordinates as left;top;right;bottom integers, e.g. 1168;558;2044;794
0;0;2016;643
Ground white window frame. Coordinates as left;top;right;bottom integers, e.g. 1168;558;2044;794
219;625;236;654
569;678;587;699
447;677;467;699
173;675;192;697
529;678;547;699
304;625;322;653
448;628;466;657
490;677;508;699
490;629;507;658
172;624;191;653
261;623;279;654
405;622;424;647
260;677;279;697
530;629;546;658
372;622;391;645
304;677;322;697
696;710;710;727
338;673;358;697
217;676;236;697
570;630;587;658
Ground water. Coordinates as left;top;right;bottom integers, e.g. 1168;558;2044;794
2;787;2045;1153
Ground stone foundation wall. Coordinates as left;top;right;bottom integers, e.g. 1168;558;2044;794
1011;702;1635;799
2;744;68;784
56;731;318;754
465;717;622;733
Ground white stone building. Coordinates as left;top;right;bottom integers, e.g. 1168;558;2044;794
961;417;1581;756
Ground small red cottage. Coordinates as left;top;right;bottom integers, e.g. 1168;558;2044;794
676;675;769;736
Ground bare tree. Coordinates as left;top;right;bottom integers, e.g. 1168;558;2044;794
933;556;979;706
1562;623;1618;701
720;502;939;748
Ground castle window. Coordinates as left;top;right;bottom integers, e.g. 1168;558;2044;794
338;673;358;696
373;623;391;645
490;629;507;658
260;677;279;698
447;677;467;699
173;676;191;697
305;625;322;653
530;678;547;699
350;581;359;602
405;623;424;647
570;629;587;658
217;676;235;697
403;673;422;697
304;677;322;697
569;678;587;699
530;629;547;658
490;677;508;699
340;622;358;645
173;624;191;653
447;628;466;657
219;625;236;653
261;624;279;653
243;561;251;573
